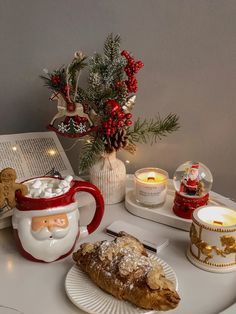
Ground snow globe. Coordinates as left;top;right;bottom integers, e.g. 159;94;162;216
173;161;213;219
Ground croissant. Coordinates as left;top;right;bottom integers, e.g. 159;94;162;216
73;232;180;311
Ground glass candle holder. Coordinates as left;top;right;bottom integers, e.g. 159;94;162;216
134;168;169;207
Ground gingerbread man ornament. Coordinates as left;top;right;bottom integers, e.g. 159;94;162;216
0;168;28;209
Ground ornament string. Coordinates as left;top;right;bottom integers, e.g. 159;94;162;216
73;55;81;102
66;64;72;103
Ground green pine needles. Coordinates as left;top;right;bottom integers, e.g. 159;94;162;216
79;137;105;172
127;114;180;145
41;33;180;172
85;34;127;106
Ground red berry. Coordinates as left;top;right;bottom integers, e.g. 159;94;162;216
121;50;129;57
51;75;61;85
125;120;132;126
116;111;122;118
126;113;132;119
111;111;117;116
120;112;126;119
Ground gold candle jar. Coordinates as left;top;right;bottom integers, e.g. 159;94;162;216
187;205;236;273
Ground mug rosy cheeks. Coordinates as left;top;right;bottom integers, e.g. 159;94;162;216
31;225;70;240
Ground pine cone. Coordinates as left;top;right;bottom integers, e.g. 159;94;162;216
105;129;129;152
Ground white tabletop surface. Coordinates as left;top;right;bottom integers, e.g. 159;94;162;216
0;194;236;314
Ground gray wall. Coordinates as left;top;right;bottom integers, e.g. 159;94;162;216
0;0;235;199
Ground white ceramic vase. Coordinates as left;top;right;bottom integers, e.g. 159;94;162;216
90;152;126;205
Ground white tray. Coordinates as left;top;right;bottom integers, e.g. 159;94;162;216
125;176;236;232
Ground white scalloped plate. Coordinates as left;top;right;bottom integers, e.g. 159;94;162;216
65;254;178;314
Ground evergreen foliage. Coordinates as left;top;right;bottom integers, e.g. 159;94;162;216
79;136;105;172
86;34;128;106
40;34;180;172
127;114;180;145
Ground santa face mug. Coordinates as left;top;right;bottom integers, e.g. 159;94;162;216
13;176;104;262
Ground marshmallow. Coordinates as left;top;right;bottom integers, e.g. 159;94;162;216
32;179;42;189
59;180;69;188
63;187;70;194
26;176;74;199
33;190;41;197
65;175;73;183
41;182;48;189
54;188;62;194
40;191;52;198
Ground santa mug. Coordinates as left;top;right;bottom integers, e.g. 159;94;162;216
13;177;104;262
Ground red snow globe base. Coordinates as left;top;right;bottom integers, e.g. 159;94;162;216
172;161;213;220
173;191;209;219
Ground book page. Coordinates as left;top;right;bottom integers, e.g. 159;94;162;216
0;131;74;181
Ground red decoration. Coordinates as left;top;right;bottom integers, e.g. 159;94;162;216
51;75;61;85
66;102;76;112
101;99;133;136
62;84;71;95
106;99;120;114
125;119;132;126
115;80;125;88
121;50;144;93
173;191;209;219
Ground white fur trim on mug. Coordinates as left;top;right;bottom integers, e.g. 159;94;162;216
12;201;78;229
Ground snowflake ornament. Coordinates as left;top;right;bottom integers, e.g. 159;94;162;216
58;122;69;133
76;122;87;134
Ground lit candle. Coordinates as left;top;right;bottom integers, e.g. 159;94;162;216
187;205;236;273
197;206;236;227
134;168;168;207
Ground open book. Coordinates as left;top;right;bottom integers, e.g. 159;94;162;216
0;131;74;228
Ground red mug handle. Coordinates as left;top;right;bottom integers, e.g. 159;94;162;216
71;180;104;238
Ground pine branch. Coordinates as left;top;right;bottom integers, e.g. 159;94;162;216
85;34;127;107
127;114;180;145
75;86;89;103
40;75;62;93
79;136;105;172
103;33;121;61
40;67;67;92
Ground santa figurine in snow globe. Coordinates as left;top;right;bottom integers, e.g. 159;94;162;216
173;161;213;219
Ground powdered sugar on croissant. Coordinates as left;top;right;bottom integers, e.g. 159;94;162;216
73;232;180;311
